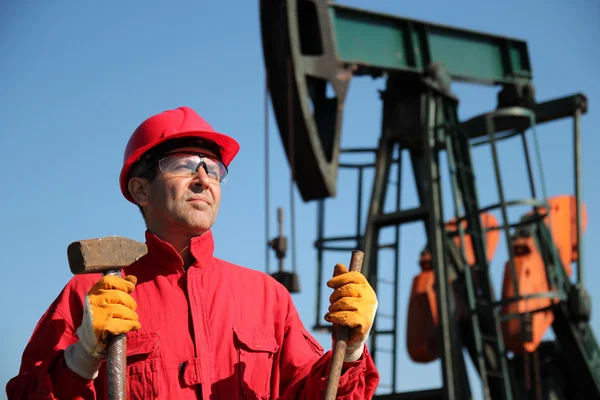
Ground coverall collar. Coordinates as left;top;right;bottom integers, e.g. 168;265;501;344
144;229;215;271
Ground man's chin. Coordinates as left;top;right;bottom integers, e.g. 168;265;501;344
183;221;213;236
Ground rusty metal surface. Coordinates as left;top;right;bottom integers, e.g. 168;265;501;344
67;236;148;274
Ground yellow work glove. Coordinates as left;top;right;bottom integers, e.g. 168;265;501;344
65;274;141;380
325;263;378;362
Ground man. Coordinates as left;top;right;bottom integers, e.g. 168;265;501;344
7;106;379;399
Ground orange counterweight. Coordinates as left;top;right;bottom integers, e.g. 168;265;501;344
407;213;500;363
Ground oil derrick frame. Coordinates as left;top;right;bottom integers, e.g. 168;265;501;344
312;72;600;400
313;71;514;399
364;73;484;400
260;1;600;398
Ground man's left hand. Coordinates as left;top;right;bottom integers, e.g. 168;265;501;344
325;263;378;361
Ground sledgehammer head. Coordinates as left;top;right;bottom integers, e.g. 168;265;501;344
68;236;148;275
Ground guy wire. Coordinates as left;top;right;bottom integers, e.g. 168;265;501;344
287;59;297;274
264;74;271;274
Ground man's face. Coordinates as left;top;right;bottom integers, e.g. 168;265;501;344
133;146;224;237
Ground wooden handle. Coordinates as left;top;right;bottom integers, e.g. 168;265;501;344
323;250;364;400
103;270;127;400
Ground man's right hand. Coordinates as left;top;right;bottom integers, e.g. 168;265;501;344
65;275;141;379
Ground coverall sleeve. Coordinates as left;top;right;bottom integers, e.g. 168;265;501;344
279;296;380;399
6;280;98;400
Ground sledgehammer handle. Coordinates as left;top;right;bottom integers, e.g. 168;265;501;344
104;269;127;400
323;250;364;400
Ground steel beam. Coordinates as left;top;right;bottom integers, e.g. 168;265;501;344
331;4;532;85
460;94;589;140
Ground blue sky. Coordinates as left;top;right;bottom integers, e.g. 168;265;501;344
1;0;598;398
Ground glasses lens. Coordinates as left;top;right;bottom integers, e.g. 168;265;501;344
158;153;228;182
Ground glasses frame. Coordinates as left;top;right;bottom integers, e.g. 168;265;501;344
137;151;229;183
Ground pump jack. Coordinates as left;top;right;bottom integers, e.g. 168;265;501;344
261;1;599;399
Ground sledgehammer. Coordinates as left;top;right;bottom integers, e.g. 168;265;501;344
67;236;148;400
324;250;364;400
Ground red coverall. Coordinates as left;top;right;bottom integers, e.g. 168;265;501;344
6;231;379;399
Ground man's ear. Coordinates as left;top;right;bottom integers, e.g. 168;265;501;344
128;177;151;207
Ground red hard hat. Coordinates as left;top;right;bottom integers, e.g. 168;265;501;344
119;106;240;203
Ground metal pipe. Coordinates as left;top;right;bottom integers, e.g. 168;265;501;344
287;59;298;275
290;181;297;273
520;131;537;200
486;114;520;296
574;107;584;284
277;207;284;272
340;147;378;154
392;147;402;392
530;115;548;201
357;167;364;248
426;92;459;400
446;105;499;399
446;125;489;397
316;200;325;330
339;159;401;169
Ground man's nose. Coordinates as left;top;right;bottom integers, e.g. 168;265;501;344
192;165;211;188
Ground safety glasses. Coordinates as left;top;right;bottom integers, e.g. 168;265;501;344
142;152;228;184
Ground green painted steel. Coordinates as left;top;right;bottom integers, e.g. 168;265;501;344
331;8;410;71
331;4;532;84
428;31;505;82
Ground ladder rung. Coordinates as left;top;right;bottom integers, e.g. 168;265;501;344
476;299;492;308
374;329;395;335
457;165;473;174
375;347;394;353
377;313;395;320
486;371;506;380
382;388;443;399
378;278;395;285
481;334;499;344
311;324;332;333
372;207;428;227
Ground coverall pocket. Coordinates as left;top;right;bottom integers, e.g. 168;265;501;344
233;328;280;399
126;331;163;400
